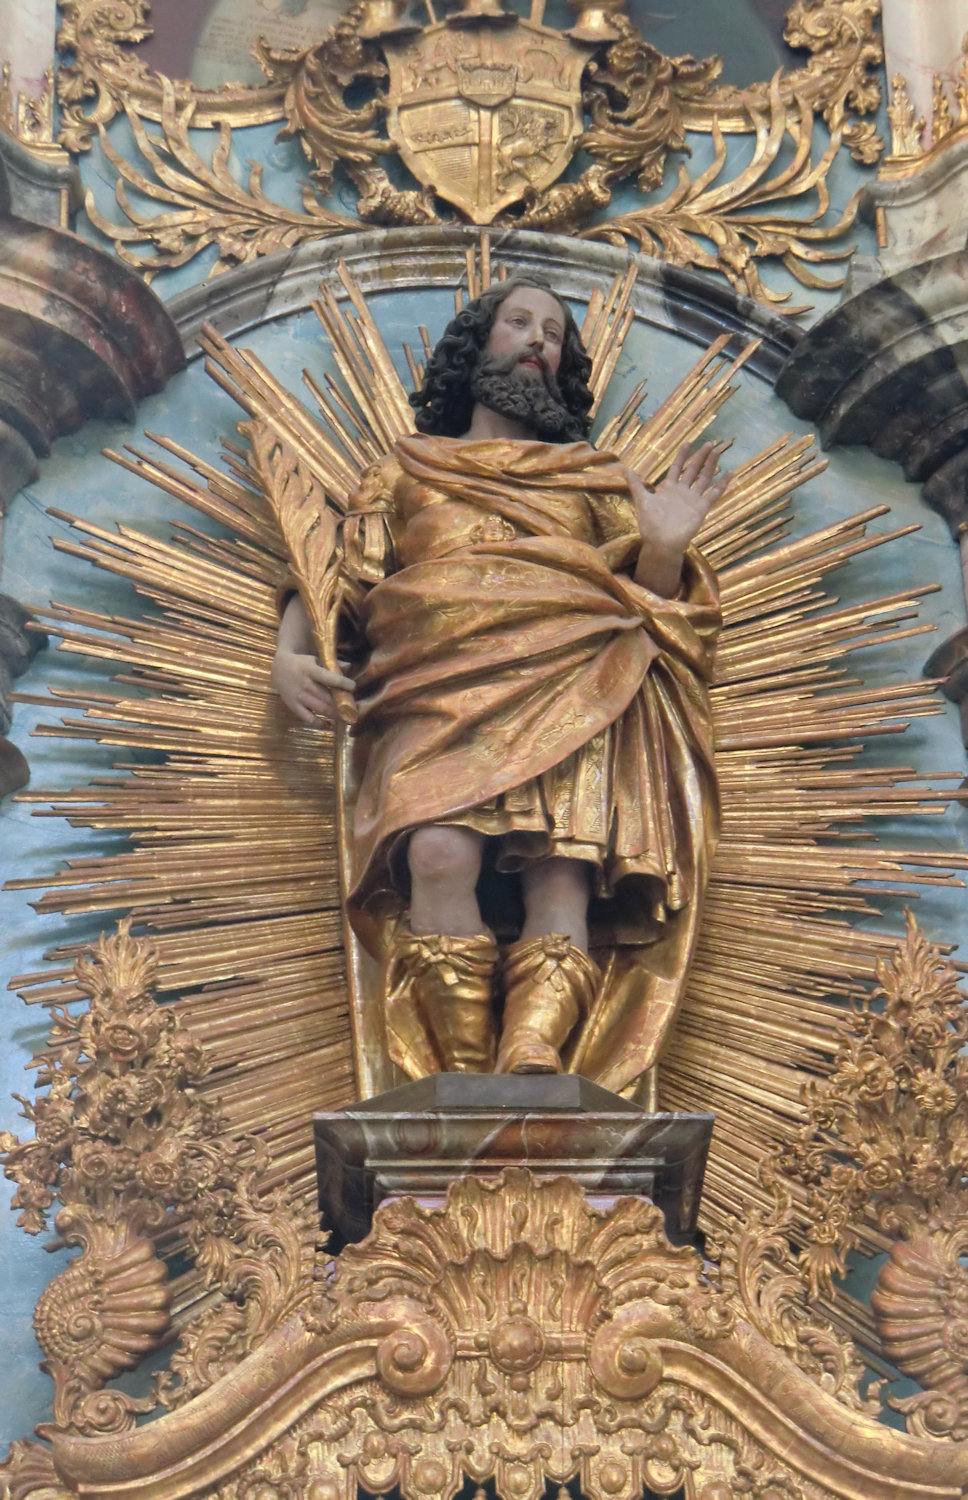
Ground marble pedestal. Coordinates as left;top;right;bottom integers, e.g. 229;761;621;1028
314;1074;713;1251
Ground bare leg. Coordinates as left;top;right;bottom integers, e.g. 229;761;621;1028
520;856;592;951
408;824;485;937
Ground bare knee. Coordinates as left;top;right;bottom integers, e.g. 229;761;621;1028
408;825;483;889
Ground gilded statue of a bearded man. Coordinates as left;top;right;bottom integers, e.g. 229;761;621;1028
273;276;725;1100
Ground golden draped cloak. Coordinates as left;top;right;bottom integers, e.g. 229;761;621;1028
335;434;720;1096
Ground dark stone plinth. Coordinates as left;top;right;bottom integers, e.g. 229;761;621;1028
314;1074;713;1251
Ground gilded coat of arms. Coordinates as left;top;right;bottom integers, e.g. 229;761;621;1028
261;1;702;233
61;0;887;295
382;21;591;222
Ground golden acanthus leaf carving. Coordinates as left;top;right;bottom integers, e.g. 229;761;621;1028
710;1165;879;1415
71;1166;963;1500
773;912;968;1440
82;83;360;280
0;1440;71;1500
579;26;715;193
655;0;884;157
60;0;883;304
220;1170;832;1500
581;82;860;308
776;0;883;154
258;7;438;227
0;923;317;1435
309;1165;735;1352
55;0;287;152
221;1381;829;1500
505;25;716;234
54;0;884;156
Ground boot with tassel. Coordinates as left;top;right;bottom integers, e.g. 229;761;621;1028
495;933;601;1074
403;931;498;1073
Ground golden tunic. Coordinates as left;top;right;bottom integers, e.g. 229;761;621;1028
338;433;721;1095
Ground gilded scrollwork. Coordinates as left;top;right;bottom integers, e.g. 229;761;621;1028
55;0;884;303
777;0;882;145
224;1380;829;1500
710;1167;879;1416
757;912;968;1440
312;1165;735;1352
56;0;287;152
54;0;884;153
259;11;388;196
580;26;714;193
82;84;361;279
263;24;439;228
581;83;861;307
664;0;883;151
215;1170;843;1500
8;993;968;1497
0;1441;72;1500
0;924;317;1435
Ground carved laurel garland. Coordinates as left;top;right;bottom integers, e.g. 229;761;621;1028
60;0;884;303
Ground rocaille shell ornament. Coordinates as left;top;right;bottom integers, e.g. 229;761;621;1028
33;1233;170;1386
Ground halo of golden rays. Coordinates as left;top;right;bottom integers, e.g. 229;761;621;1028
7;246;965;1356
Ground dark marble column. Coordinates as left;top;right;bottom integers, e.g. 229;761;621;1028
0;210;186;508
0;136;185;791
0;596;46;796
776;247;968;762
776;250;968;538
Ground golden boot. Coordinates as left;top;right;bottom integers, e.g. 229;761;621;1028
389;931;498;1073
496;933;601;1075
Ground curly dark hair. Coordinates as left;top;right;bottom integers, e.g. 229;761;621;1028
409;275;594;441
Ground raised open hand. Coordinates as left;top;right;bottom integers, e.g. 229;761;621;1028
637;440;730;555
626;440;730;597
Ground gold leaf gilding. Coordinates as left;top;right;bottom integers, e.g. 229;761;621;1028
55;0;884;302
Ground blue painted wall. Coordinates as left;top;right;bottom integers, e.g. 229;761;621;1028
2;0;965;1456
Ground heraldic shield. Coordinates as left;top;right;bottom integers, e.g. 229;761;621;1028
383;20;591;222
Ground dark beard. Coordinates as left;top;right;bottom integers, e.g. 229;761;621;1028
470;353;580;442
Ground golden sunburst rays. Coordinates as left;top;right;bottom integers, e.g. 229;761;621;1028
6;256;966;1359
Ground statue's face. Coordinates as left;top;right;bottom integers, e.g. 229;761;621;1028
484;286;565;379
